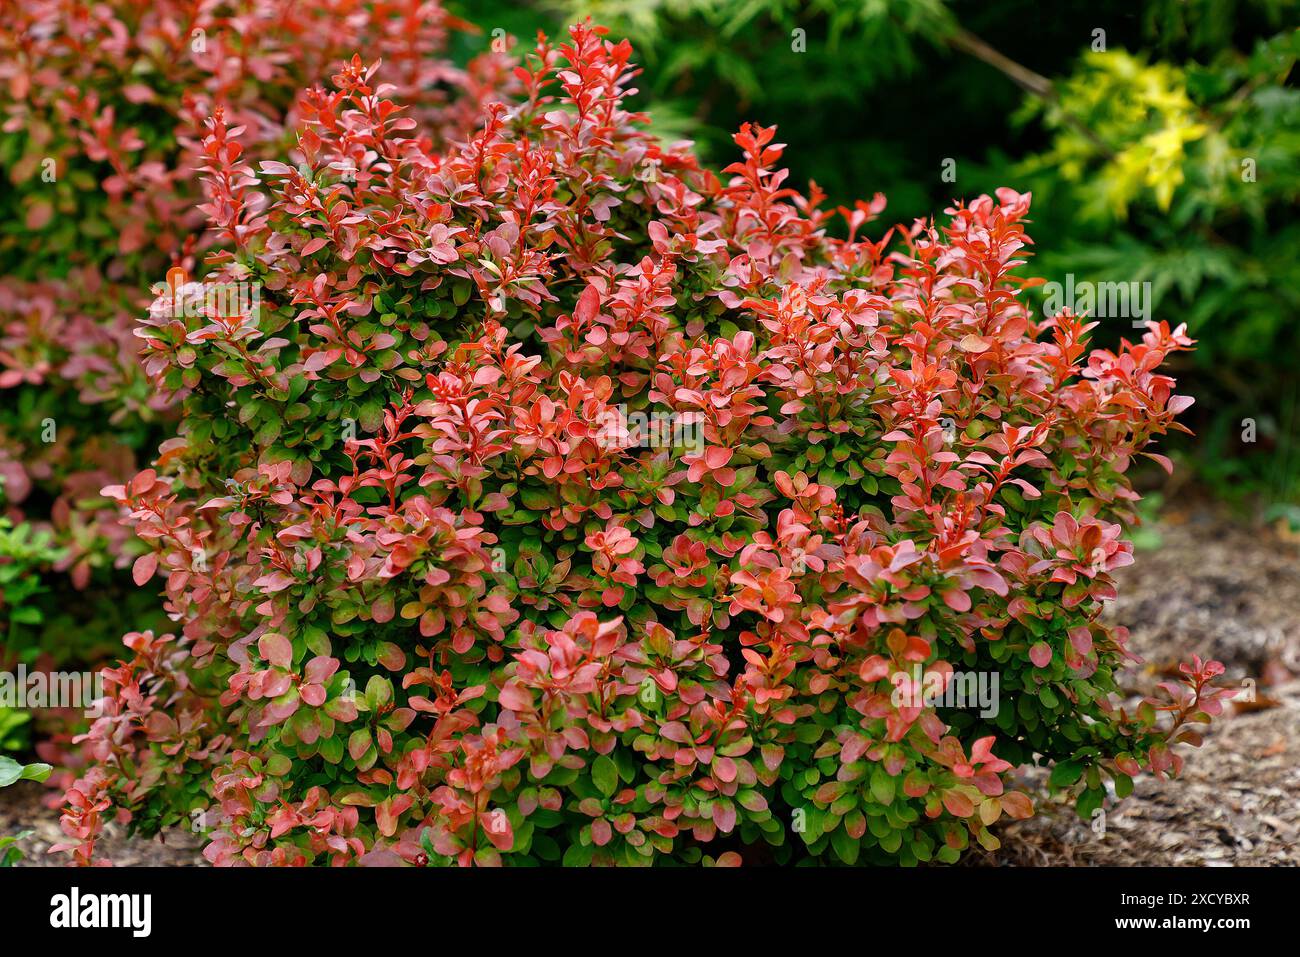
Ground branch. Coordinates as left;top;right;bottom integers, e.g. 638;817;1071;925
946;27;1117;160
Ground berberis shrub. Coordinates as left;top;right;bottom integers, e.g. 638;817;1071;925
0;0;509;662
59;22;1229;866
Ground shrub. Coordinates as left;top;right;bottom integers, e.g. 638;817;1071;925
59;22;1228;867
0;0;514;663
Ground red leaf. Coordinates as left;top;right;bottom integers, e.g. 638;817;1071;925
574;284;600;324
941;790;975;818
132;553;158;586
372;594;395;623
1000;792;1034;820
258;633;293;669
497;683;532;711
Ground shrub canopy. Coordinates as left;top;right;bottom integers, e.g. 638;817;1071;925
56;22;1228;866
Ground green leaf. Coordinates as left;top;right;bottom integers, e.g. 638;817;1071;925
19;762;51;783
254;416;282;447
0;757;21;787
1113;773;1134;799
831;825;860;864
591;755;618;797
870;766;896;805
562;841;594;866
1077;786;1106;821
1049;759;1085;789
365;675;392;710
0;757;46;787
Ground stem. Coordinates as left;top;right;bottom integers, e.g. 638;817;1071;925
945;27;1117;161
947;27;1054;99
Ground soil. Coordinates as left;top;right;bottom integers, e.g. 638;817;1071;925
3;503;1296;867
0;784;205;866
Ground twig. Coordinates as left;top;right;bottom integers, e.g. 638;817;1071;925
946;27;1118;160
